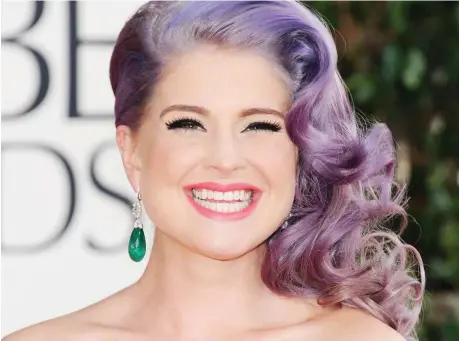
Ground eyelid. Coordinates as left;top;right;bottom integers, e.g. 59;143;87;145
243;120;283;132
164;116;283;133
165;116;203;124
164;116;206;131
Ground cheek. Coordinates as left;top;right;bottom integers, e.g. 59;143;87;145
245;134;297;185
141;133;203;187
138;133;205;225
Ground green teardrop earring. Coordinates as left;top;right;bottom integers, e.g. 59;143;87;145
128;190;146;262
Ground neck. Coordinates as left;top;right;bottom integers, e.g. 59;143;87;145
134;230;279;340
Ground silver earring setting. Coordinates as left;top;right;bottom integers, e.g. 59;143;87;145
128;190;146;262
281;213;293;230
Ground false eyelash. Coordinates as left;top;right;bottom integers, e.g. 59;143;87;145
245;120;283;132
164;116;204;130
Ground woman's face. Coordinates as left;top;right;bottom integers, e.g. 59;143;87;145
117;45;297;260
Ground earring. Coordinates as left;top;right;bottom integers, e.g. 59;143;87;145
281;213;293;230
128;190;146;262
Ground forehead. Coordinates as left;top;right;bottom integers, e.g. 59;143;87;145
152;45;292;114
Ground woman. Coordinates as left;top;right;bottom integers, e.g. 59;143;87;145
4;1;424;341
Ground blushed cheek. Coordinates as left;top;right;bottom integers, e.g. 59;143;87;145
144;135;204;187
249;138;296;187
251;136;296;166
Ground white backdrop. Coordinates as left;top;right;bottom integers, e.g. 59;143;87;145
1;1;156;336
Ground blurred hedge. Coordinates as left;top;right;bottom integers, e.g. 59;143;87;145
305;2;459;340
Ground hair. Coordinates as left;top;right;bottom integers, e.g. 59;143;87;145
109;1;425;340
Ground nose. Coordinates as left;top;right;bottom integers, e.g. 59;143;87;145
205;130;246;174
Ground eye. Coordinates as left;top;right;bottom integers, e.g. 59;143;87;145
243;121;283;133
165;117;205;131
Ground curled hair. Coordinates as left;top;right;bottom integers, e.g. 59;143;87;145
109;1;425;339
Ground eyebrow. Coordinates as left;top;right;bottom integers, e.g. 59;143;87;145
159;104;285;119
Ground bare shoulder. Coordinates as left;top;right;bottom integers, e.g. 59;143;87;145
3;285;142;341
2;315;143;341
2;315;91;341
319;306;406;341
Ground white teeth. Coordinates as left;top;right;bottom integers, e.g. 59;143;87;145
191;188;254;213
193;198;251;213
192;189;253;202
217;203;224;212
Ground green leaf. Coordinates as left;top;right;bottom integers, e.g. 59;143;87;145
430;258;458;280
441;315;459;341
402;48;427;90
346;73;376;103
427;163;449;189
442;221;459;259
387;3;408;34
432;190;453;212
381;44;403;83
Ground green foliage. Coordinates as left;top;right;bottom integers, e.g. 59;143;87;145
305;2;459;339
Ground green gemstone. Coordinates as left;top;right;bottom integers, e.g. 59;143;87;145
128;227;146;262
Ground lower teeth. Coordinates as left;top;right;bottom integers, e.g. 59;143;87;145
193;197;251;213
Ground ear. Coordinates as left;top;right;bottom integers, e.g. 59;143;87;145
116;125;141;192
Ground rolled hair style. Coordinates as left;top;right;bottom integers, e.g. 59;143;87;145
109;1;425;340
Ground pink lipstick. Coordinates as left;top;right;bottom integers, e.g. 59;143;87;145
183;182;262;221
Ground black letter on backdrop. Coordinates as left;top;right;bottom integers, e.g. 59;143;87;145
1;1;49;119
68;1;115;119
1;143;77;254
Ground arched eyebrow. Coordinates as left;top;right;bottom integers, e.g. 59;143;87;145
159;104;285;119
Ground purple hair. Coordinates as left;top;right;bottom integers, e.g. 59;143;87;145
109;1;425;339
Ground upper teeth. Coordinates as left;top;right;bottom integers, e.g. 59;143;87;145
192;189;252;201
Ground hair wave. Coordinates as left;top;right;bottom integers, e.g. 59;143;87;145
109;1;425;339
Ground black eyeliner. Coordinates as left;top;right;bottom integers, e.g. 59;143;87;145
165;117;205;130
244;120;283;132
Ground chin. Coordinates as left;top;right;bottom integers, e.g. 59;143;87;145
191;237;266;261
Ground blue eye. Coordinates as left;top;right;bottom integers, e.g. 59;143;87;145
244;121;283;132
165;117;205;131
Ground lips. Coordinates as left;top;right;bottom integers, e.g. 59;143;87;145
183;182;262;220
184;182;262;192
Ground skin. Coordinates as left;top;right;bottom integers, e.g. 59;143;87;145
3;45;406;341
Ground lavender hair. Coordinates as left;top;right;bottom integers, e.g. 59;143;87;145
109;1;425;339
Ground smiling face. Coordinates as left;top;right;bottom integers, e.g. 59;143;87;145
117;45;298;260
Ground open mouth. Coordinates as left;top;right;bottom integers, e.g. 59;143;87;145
183;182;261;220
191;189;253;213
